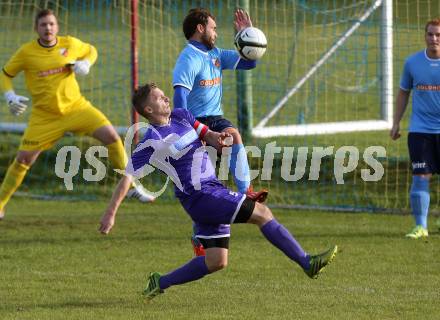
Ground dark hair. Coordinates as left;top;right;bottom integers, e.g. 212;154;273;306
132;83;157;117
425;18;440;32
182;8;215;40
35;9;56;27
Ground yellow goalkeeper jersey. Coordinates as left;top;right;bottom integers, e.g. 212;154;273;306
2;36;97;116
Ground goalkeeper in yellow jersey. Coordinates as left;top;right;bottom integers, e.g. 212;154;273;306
0;9;154;219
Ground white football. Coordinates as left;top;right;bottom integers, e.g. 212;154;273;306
234;27;267;60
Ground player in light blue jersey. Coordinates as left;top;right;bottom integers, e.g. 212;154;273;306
390;18;440;238
173;7;268;255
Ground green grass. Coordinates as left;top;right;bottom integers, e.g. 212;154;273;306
1;199;439;319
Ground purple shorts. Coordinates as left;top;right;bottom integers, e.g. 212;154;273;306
180;180;246;239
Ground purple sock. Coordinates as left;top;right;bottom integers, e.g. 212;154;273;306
159;256;209;290
260;219;310;269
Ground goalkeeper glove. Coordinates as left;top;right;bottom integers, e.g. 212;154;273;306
71;60;91;76
4;90;29;116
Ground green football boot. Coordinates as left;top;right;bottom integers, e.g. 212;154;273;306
405;225;428;239
142;272;163;301
304;245;338;279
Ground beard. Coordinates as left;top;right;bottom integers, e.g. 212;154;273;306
201;33;215;50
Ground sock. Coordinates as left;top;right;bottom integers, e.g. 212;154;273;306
159;256;209;290
410;175;430;229
106;139;128;171
229;143;250;193
0;159;30;211
260;219;310;269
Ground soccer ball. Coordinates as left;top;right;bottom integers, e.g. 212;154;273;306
234;27;267;60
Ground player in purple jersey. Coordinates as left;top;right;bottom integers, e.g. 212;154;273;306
390;19;440;238
99;83;338;300
173;7;268;256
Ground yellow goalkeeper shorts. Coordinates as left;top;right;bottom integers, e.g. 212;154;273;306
19;101;113;151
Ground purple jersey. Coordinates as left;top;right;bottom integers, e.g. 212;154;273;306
127;109;247;239
127;109;218;202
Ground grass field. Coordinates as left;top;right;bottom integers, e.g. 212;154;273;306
1;199;439;320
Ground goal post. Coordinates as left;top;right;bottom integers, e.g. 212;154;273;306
251;0;393;138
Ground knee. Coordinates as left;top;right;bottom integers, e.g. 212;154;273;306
410;175;430;195
16;153;37;167
15;157;31;167
106;131;120;144
93;126;120;145
206;258;228;273
208;261;228;273
259;206;274;223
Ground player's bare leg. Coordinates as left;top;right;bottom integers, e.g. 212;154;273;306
191;127;266;255
92;124;120;145
15;150;42;166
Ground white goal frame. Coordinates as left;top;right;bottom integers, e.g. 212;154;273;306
252;0;393;138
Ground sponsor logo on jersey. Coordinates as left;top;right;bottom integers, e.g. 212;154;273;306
416;84;440;91
38;66;70;77
60;48;69;57
212;58;220;68
199;77;221;87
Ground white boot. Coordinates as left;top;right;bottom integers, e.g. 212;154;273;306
126;187;155;203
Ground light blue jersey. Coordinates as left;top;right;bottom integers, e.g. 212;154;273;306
172;43;240;117
400;49;440;133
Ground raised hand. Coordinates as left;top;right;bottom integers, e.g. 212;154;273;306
234;8;252;32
